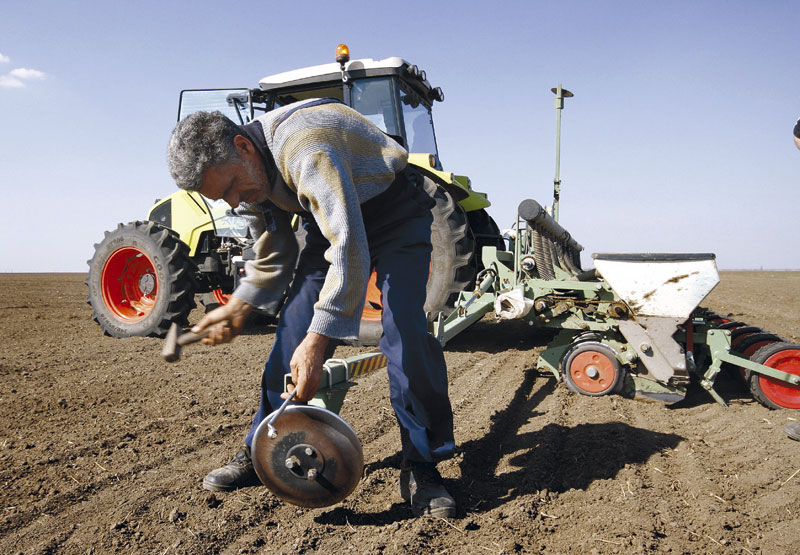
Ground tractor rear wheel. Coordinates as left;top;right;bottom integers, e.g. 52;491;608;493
562;341;624;396
467;208;505;273
356;178;475;346
748;342;800;409
86;221;197;338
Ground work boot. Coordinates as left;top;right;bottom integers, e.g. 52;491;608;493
399;461;456;518
202;445;261;492
784;422;800;441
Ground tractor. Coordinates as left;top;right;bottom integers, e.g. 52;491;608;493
86;45;501;342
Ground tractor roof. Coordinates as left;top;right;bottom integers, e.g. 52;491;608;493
258;57;434;93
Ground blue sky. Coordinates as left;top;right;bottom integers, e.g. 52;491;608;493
1;0;798;272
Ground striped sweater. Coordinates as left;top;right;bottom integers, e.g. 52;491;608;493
232;99;409;340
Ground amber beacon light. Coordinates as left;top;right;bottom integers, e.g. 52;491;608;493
335;44;350;65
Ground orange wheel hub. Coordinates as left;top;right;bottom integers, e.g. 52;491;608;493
569;350;618;394
100;246;158;323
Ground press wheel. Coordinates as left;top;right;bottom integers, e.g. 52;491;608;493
251;405;363;508
748;343;800;410
729;326;763;349
733;332;782;380
562;341;624;396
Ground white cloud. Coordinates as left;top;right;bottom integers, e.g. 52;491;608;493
0;53;9;63
0;75;24;88
9;67;45;80
0;67;47;89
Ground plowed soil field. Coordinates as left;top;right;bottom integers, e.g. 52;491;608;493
1;271;798;554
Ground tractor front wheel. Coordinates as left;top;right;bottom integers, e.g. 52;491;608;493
86;221;197;337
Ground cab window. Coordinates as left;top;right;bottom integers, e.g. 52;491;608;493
399;85;437;155
350;78;401;138
178;89;251;123
273;84;344;107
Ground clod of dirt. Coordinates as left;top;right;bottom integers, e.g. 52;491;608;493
109;520;126;532
204;493;221;508
464;519;480;530
167;508;184;523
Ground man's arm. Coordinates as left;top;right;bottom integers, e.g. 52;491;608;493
192;203;297;346
268;105;407;401
233;203;299;313
278;147;369;402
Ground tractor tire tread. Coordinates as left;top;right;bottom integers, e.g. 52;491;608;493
86;220;197;338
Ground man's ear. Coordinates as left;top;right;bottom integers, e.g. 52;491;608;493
233;135;256;157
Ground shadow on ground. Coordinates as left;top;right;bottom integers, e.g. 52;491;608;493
443;319;557;355
316;369;684;525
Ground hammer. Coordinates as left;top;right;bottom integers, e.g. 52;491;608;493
161;322;210;362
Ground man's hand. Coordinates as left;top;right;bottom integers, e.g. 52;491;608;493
191;296;254;346
283;332;330;402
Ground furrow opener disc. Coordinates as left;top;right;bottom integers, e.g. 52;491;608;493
251;405;363;508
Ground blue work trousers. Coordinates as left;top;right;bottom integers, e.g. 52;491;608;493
244;172;455;464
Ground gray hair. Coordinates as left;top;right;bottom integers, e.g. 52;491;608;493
166;111;241;191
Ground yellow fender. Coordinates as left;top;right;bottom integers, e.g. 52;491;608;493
147;190;216;257
408;153;490;213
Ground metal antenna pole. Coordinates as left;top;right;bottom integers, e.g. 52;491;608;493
550;84;573;223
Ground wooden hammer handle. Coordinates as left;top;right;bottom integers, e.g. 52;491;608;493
162;323;212;363
177;329;210;346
